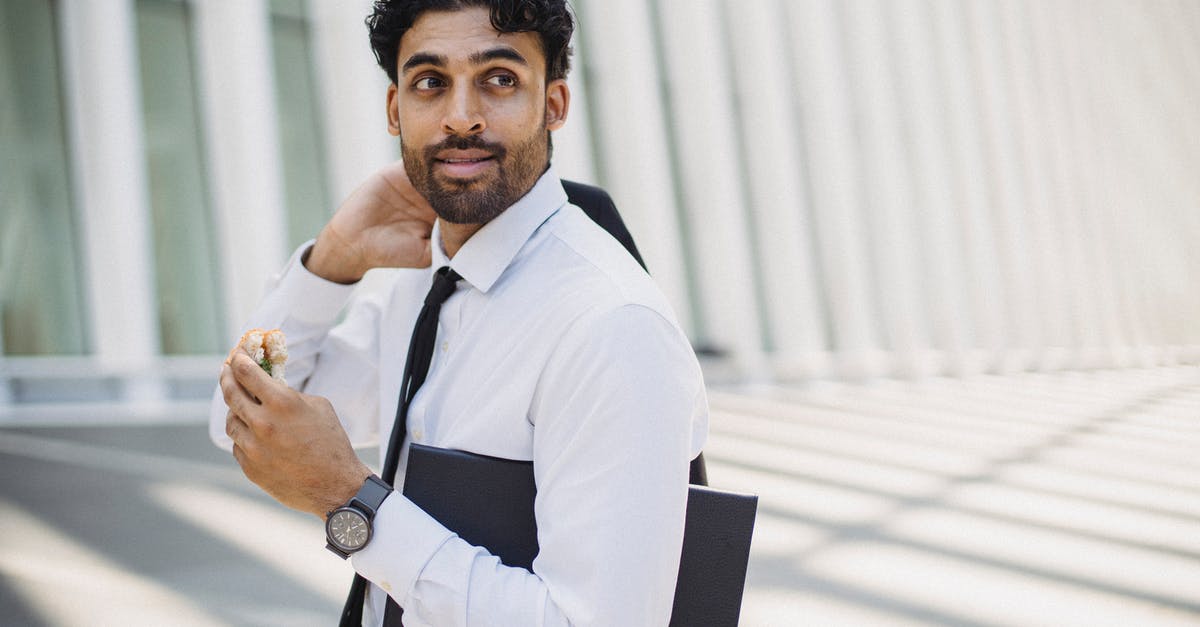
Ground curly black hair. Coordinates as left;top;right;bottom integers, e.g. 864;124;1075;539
366;0;574;85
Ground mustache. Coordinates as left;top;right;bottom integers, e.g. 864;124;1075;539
426;134;507;159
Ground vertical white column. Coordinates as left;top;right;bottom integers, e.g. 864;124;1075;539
722;0;829;379
58;0;163;399
1121;9;1169;366
193;0;288;332
1054;0;1125;368
551;31;598;185
1024;0;1102;370
958;0;1040;372
575;0;692;336
1127;3;1199;365
997;0;1073;371
308;0;397;204
654;0;765;378
840;0;937;378
1097;1;1158;367
782;0;886;379
1085;2;1147;367
1170;0;1200;362
0;335;8;404
942;1;1020;372
905;0;1006;375
0;28;10;401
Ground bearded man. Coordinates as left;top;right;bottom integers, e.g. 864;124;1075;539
213;1;707;625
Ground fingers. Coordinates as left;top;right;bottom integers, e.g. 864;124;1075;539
407;238;433;269
231;442;255;484
380;161;437;219
220;362;250;411
407;197;437;223
227;411;258;483
228;352;281;406
220;357;283;438
222;355;300;444
225;408;250;445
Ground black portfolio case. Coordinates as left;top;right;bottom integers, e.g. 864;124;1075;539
403;443;757;627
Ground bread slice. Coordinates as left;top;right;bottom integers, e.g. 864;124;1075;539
228;328;288;383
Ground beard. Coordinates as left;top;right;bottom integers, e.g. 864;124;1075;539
402;124;549;225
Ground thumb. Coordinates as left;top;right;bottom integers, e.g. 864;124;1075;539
230;352;279;403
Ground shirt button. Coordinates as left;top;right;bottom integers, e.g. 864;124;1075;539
411;429;424;442
440;341;449;352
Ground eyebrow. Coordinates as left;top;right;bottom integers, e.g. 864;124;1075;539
401;52;448;74
469;46;529;67
401;46;529;75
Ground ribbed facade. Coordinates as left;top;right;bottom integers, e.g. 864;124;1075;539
2;0;1197;405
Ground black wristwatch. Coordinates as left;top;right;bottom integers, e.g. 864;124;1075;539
325;474;392;559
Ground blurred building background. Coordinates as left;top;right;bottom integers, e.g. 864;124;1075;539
3;0;1197;400
3;0;1200;625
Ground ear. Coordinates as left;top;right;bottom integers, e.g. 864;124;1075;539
386;83;401;137
544;79;569;132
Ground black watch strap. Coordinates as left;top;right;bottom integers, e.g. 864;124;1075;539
350;474;392;518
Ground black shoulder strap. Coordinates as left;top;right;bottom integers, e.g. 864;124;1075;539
562;179;647;271
561;179;708;486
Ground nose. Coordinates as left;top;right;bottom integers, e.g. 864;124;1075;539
442;84;485;137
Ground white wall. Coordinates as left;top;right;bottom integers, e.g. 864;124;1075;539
5;0;1199;403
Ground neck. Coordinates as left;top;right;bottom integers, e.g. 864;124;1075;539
439;220;485;259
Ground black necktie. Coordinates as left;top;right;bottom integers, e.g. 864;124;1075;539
340;266;461;627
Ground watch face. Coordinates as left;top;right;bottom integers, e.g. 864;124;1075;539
327;509;370;551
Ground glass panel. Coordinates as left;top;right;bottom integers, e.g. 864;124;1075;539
270;0;305;20
136;0;224;354
270;0;333;249
0;0;88;355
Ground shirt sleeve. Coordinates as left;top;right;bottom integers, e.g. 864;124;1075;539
351;303;707;627
208;242;385;450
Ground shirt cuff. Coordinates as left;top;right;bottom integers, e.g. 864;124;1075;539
266;241;357;325
351;493;455;604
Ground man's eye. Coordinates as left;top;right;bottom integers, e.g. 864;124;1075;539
485;74;517;88
414;77;444;90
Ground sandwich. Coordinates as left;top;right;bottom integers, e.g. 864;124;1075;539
228;328;288;383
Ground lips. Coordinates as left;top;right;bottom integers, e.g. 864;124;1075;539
434;149;496;178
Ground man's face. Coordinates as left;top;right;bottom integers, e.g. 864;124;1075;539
387;7;569;225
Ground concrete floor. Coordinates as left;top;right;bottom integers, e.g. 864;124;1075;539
1;365;1198;626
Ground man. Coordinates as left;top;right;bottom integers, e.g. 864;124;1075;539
211;1;707;625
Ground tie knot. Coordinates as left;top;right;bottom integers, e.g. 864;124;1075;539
425;267;461;306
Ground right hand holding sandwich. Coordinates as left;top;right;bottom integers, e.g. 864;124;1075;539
306;160;437;284
221;351;371;519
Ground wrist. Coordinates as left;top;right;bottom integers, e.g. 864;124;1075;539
325;473;393;558
319;464;374;520
304;236;364;285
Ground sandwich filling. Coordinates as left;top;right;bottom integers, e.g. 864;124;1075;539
229;328;289;384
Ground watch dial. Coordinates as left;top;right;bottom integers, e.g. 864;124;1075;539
329;510;369;550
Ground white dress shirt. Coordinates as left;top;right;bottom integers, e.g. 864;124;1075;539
210;168;708;626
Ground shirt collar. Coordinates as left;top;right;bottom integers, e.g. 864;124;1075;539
429;166;568;293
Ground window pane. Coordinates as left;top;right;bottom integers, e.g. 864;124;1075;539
136;0;224;354
0;0;88;355
271;1;333;249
